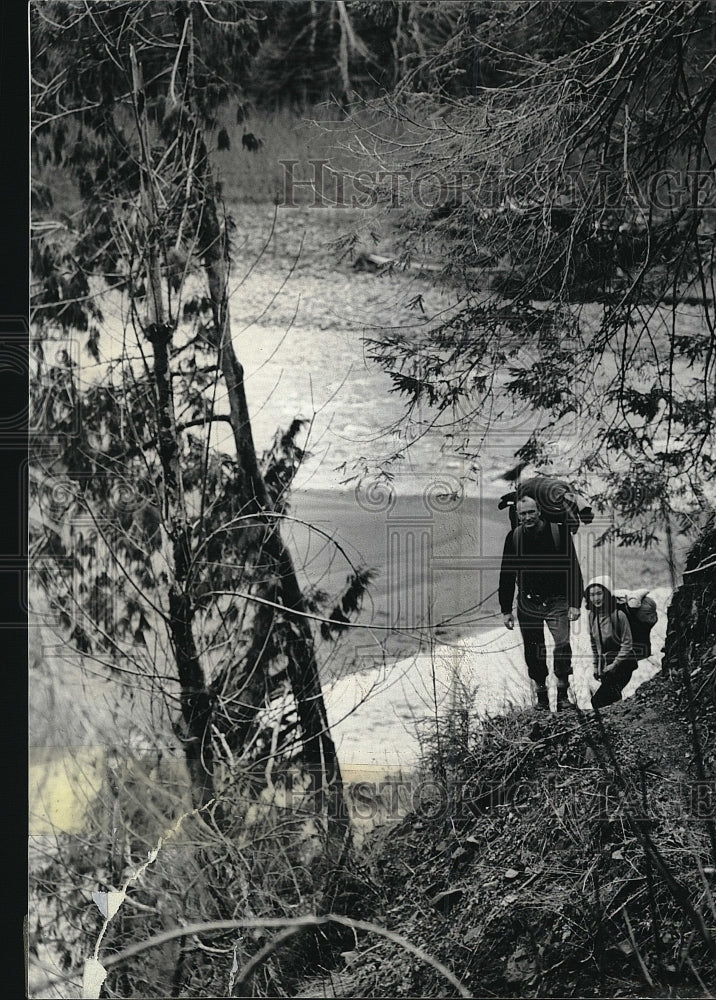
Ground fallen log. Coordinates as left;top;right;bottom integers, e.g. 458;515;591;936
352;252;394;273
352;252;446;274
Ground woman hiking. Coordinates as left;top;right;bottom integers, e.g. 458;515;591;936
585;575;639;709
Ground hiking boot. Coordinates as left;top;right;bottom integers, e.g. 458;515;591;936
534;684;550;710
556;685;571;711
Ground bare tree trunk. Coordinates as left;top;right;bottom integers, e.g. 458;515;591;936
309;0;317;61
150;325;216;810
663;504;678;591
195;144;350;841
131;48;216;813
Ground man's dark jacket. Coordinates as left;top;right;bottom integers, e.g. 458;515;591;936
498;521;584;613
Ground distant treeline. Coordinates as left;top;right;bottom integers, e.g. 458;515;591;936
206;1;469;109
222;1;707;110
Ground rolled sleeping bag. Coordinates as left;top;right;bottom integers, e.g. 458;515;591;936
499;477;593;532
516;476;581;532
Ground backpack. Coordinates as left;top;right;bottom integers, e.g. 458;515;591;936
499;475;593;535
614;593;658;660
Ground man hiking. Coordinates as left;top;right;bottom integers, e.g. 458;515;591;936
498;495;584;711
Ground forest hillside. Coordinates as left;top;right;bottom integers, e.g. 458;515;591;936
29;3;716;997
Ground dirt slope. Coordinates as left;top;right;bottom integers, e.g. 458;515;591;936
294;664;715;998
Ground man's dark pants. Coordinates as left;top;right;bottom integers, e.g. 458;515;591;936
516;594;572;686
